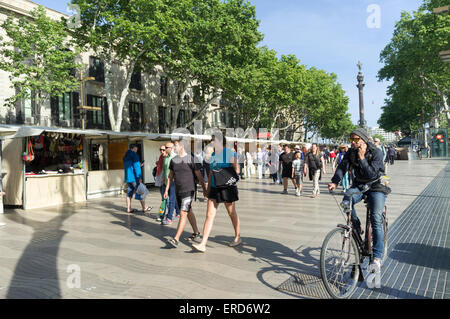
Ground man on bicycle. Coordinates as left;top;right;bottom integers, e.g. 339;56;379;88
328;128;387;271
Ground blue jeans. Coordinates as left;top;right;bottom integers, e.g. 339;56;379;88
160;182;180;221
344;187;386;259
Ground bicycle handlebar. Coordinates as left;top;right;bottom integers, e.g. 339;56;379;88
329;189;365;196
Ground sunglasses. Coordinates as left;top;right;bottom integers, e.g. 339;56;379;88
160;149;165;151
349;137;361;143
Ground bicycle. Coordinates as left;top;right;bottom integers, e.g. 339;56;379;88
320;187;388;299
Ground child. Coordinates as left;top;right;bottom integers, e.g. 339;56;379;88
292;152;305;197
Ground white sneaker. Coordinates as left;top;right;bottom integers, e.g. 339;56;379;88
296;190;300;197
370;258;382;272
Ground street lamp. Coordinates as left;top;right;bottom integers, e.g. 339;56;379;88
78;76;100;130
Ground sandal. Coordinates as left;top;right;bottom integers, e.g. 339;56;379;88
229;238;242;247
127;209;138;214
186;233;201;242
167;237;179;248
192;243;206;253
142;206;153;212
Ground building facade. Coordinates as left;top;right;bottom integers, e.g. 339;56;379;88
0;0;234;134
369;126;399;143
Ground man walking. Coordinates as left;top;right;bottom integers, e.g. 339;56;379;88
161;142;180;225
388;145;396;165
165;138;207;247
123;144;151;214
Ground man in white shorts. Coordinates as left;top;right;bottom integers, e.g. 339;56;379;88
164;138;207;248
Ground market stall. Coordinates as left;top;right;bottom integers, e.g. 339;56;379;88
0;125;102;209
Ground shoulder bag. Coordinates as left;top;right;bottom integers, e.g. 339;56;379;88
212;150;239;189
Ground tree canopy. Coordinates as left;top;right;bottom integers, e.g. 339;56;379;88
378;0;450;135
0;6;81;122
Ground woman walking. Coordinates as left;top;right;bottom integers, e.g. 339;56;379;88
305;143;326;198
192;135;241;253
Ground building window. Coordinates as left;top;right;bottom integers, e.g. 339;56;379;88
220;111;226;124
129;71;142;90
158;106;166;133
89;56;105;83
229;113;234;127
50;93;71;126
160;77;168;97
177;109;186;127
86;95;106;129
129;102;143;131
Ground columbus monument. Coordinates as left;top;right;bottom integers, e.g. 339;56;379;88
356;61;368;129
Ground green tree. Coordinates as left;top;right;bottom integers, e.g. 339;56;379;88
163;0;263;131
70;0;183;131
0;6;82;124
378;0;450;135
372;134;385;142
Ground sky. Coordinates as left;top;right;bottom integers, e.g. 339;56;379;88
32;0;424;128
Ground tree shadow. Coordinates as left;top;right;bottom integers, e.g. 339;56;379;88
105;203;199;249
209;235;322;298
4;208;77;298
389;243;450;271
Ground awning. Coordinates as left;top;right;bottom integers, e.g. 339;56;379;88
0;125;104;139
0;126;19;138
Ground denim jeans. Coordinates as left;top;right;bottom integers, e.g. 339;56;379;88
160;182;180;220
344;187;386;259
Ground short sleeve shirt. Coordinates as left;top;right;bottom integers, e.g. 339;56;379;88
279;152;295;170
169;154;202;194
210;148;236;188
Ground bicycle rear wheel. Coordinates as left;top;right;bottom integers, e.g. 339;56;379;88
320;227;360;299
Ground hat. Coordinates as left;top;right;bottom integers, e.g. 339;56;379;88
295;145;300;149
351;128;370;144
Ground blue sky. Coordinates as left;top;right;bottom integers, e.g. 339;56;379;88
33;0;424;128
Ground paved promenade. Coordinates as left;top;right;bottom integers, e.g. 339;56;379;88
0;159;448;299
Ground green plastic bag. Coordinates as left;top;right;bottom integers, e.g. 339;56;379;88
158;199;166;217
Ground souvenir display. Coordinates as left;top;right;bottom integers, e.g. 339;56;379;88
24;132;84;175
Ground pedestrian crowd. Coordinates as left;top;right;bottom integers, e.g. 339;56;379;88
121;135;398;252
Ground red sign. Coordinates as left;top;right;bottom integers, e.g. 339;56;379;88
440;139;444;143
436;134;443;139
257;132;272;139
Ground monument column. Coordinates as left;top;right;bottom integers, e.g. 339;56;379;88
357;61;367;129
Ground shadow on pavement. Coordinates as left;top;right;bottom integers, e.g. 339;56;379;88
4;208;76;298
210;235;323;298
389;243;450;271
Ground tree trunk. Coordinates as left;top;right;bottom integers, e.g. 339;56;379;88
104;57;116;131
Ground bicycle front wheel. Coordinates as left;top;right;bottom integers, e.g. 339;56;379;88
320;227;360;299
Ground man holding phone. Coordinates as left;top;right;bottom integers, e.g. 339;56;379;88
328;128;387;271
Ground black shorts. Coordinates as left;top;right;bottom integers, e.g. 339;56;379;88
282;167;293;178
208;186;239;203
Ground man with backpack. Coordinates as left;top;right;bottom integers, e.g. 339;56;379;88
328;128;389;272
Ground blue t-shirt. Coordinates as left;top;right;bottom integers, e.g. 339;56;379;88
210;148;236;188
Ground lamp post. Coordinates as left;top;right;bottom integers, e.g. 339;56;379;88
78;75;98;130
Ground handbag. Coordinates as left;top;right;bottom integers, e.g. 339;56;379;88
22;137;35;162
212;150;239;189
